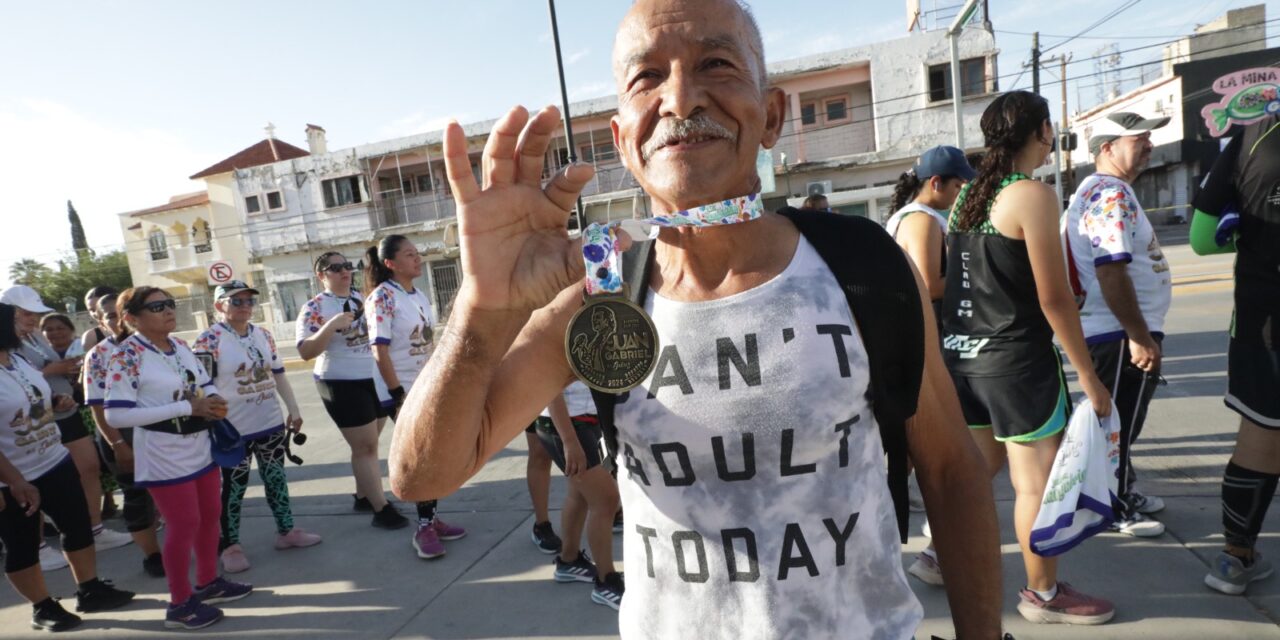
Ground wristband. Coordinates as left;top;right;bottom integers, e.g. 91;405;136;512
390;386;406;403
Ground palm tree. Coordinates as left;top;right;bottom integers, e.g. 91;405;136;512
9;258;52;286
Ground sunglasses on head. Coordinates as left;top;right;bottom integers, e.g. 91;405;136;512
323;262;355;274
227;297;258;307
141;299;177;313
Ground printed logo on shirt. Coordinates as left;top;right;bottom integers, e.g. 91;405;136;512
942;334;990;359
408;324;432;357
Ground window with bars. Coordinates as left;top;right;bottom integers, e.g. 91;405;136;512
430;260;462;319
148;229;168;261
581;140;618;163
322;176;363;208
928;58;988;102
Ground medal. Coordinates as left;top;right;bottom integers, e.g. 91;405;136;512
565;193;764;393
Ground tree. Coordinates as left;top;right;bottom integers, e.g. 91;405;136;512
68;200;91;260
9;258;52;287
7;252;132;312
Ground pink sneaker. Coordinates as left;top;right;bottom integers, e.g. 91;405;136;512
413;524;446;559
432;518;467;541
220;544;250;574
1017;582;1115;625
275;528;323;550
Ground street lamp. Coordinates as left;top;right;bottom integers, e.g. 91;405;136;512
948;0;980;150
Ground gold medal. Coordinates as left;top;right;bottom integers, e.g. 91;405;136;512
564;295;659;393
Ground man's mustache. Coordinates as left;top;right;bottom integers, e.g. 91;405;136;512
641;115;736;161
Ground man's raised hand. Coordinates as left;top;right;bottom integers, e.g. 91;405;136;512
444;105;595;312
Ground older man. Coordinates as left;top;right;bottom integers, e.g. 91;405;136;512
1063;112;1174;539
389;1;1001;638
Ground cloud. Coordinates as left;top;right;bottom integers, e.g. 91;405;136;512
0;98;213;278
568;82;612;101
566;48;591;65
378;111;469;139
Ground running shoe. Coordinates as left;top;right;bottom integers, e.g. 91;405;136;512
1017;582;1115;625
93;527;133;551
592;572;625;610
413;523;446;559
38;544;68;572
531;521;562;554
1129;491;1165;515
220;544;250;574
275;528;323;549
352;494;374;512
372;504;409;530
31;598;81;632
165;597;223;630
612;511;624;534
143;552;166;578
1205;550;1274;595
907;552;944;586
194;576;253;605
1109;512;1165;537
432;518;467;541
74;578;135;613
554;551;598;583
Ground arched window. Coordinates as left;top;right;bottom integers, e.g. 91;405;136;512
148;229;168;261
192;219;213;253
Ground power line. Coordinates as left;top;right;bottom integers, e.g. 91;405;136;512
1042;0;1144;54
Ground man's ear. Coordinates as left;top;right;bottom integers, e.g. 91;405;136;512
760;87;788;149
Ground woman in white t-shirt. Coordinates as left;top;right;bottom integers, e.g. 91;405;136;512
364;236;466;559
195;281;320;575
0;301;135;632
295;252;408;530
104;287;251;630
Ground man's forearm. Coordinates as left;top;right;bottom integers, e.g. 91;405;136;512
1097;265;1151;341
390;295;532;500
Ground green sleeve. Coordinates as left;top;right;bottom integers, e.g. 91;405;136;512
1189;208;1236;256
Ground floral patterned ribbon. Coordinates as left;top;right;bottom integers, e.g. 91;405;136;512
581;193;764;296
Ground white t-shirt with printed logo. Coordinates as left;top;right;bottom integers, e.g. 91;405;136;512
539;381;596;419
1062;173;1173;343
84;336;120;408
368;280;435;392
613;236;921;640
104;335;217;487
194;323;285;439
295;291;374;381
0;355;69;486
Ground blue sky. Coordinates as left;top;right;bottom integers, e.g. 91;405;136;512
2;0;1276;280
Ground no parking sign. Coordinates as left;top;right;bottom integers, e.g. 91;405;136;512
207;260;235;285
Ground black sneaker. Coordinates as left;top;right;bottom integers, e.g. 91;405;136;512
592;572;624;610
352;494;374;512
143;552;166;578
372;504;409;530
32;598;81;632
531;521;562;555
554;551;598;583
612;511;624;534
75;578;135;613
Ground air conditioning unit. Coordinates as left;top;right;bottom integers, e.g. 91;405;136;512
806;180;833;196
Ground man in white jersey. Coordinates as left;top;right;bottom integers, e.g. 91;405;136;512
1063;112;1173;538
390;1;1002;638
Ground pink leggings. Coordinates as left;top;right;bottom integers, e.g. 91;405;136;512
148;467;222;605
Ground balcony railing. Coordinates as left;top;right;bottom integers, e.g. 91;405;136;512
773;118;876;166
150;250;169;261
194;243;213;254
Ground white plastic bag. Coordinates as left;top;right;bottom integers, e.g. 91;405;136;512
1029;398;1121;557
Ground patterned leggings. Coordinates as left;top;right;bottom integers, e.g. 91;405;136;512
220;429;294;549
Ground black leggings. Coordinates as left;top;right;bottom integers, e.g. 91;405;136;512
96;428;157;533
0;457;94;573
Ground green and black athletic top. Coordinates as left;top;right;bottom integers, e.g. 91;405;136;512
941;173;1056;377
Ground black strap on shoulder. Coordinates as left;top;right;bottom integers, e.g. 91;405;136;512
592;212;923;543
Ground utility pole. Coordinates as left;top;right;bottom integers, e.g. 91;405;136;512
547;0;584;228
1031;32;1041;94
1060;54;1074;194
947;0;981;150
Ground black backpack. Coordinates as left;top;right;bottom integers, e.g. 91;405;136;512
589;210;925;543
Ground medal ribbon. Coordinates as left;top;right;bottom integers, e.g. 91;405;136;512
580;193;764;296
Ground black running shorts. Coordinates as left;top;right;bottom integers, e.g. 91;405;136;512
56;412;93;445
1226;337;1280;429
950;351;1071;443
316;378;387;428
533;416;605;473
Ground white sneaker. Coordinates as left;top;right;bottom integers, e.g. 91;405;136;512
1110;513;1165;537
1130;491;1165;515
921;518;932;539
39;544;68;572
93;527;133;551
907;551;944;586
907;475;926;513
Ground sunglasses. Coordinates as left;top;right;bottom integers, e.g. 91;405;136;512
141;299;177;313
323;262;355;274
227;297;258;308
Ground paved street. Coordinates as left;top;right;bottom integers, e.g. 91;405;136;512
2;227;1275;639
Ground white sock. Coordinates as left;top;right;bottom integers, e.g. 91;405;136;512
92;523;104;535
1031;584;1059;602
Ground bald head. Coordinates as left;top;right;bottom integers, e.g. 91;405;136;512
613;0;767;92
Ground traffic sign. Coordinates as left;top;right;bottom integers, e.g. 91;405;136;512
207;260;234;285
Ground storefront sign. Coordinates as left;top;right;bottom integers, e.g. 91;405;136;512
1201;67;1280;137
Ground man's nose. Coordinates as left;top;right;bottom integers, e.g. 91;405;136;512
657;65;709;121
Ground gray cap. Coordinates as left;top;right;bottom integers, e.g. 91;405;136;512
1089;111;1170;155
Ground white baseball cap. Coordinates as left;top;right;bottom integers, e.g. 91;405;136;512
0;285;54;313
1089;111;1170;154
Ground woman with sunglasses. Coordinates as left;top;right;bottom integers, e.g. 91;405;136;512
365;236;466;558
296;252;408;530
0;301;136;632
194;281;320;574
105;287;252;630
84;293;165;578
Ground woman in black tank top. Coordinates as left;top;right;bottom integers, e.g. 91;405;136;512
924;91;1116;625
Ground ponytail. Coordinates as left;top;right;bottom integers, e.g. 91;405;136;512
364;234;410;287
953;91;1051;233
889;171;924;213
